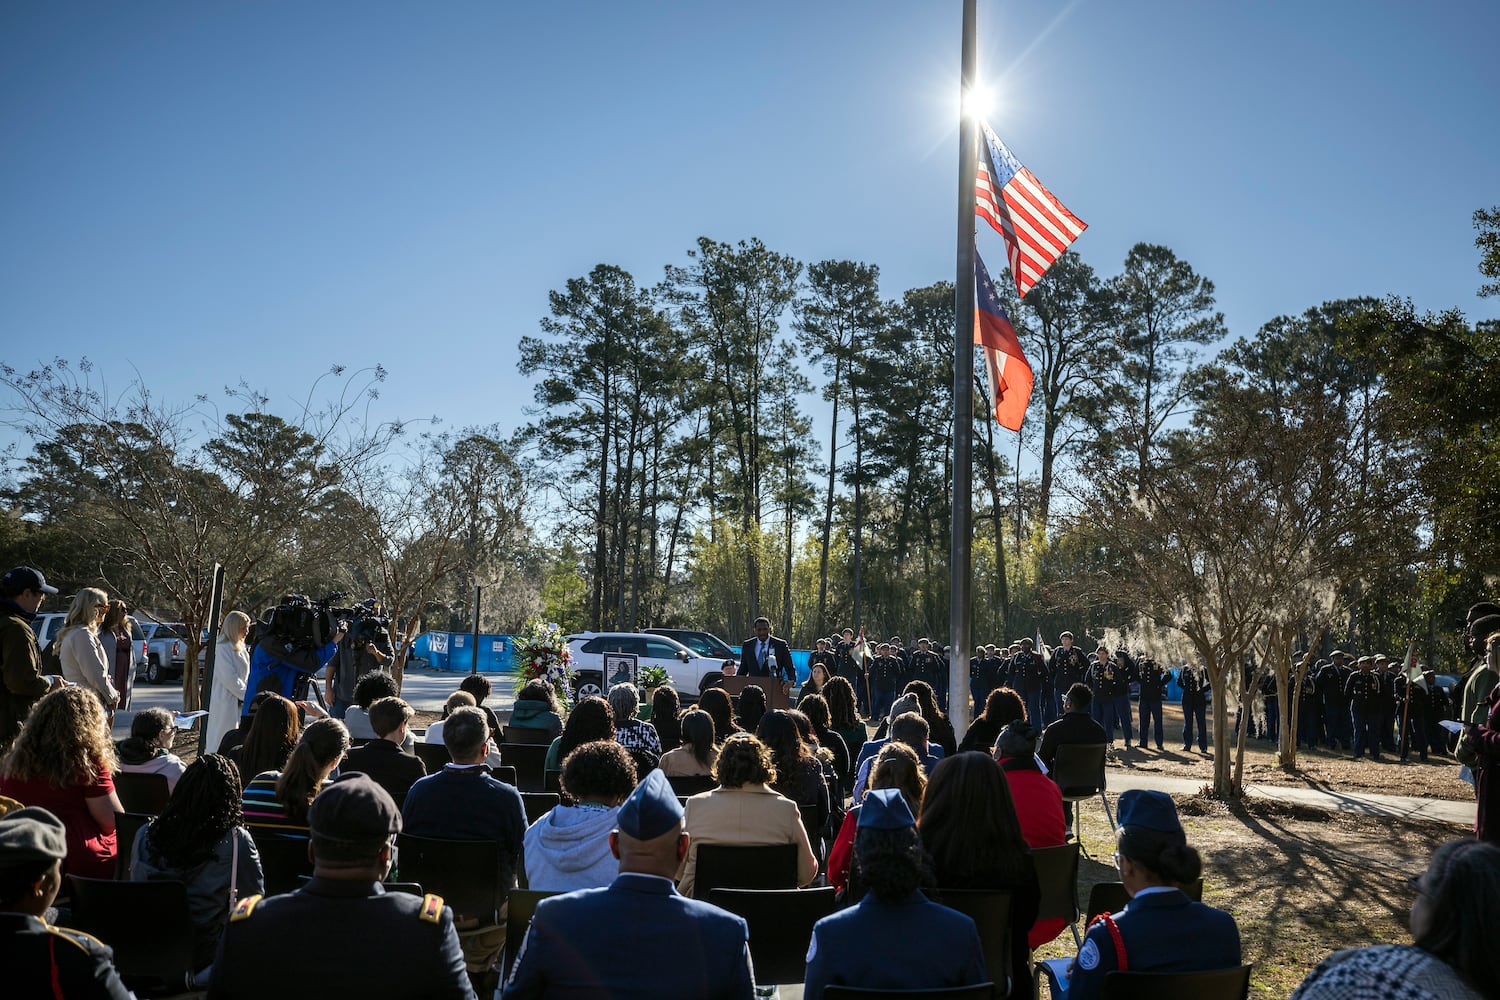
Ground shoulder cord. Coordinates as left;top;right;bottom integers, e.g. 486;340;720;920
50;935;65;1000
1088;912;1129;972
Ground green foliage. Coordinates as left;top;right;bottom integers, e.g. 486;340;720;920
1476;206;1500;298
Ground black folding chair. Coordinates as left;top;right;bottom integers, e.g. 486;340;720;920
925;888;1014;998
666;773;718;797
501;743;549;793
113;811;154;881
249;830;313;896
544;769;562;793
521;792;560;826
492;764;518;787
1030;842;1082;947
1051;743;1112;855
68;875;196;995
824;985;997;999
710;886;838;984
691;842;799;901
1101;965;1252;1000
114;771;171;815
394;833;514;925
1085;878;1202;926
502;725;555;745
502;888;562;982
413;741;452;772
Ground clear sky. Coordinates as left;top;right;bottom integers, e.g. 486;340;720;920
2;1;1496;453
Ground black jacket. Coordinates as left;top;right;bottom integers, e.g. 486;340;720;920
344;738;427;811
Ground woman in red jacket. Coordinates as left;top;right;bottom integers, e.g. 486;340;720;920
995;720;1069;947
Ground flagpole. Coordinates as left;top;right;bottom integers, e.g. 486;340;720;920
950;0;979;740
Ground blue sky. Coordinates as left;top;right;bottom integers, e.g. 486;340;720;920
2;1;1496;457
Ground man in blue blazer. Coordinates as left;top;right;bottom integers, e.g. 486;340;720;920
502;769;755;1000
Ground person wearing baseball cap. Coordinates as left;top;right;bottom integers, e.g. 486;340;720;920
0;566;65;753
1049;790;1241;1000
209;773;472;999
0;806;131;998
503;769;755;999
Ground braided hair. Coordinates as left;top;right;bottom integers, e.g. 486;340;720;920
144;753;244;869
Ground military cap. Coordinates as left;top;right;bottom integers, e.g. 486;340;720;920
858;787;916;830
1469;602;1500;624
0;807;67;866
1471;615;1500;643
0;566;58;597
1117;789;1185;842
616;769;683;840
307;772;402;842
1330;649;1346;658
1356;655;1373;665
1374;654;1389;663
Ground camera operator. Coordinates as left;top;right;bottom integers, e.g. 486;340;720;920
327;619;392;720
242;596;347;717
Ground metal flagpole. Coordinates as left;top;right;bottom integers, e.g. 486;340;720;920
950;0;979;739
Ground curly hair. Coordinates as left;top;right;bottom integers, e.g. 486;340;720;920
698;688;741;744
920;751;1032;888
855;825;932;903
237;694;300;789
714;733;776;788
822;676;859;730
353;671;399;710
868;741;926;812
274;718;349;823
557;697;615;760
144;753;243;869
1;686;116;787
901;679;949;727
560;740;637;805
980;686;1027;726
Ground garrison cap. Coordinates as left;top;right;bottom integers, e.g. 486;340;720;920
616;769;683;840
307;772;401;842
1117;789;1184;838
0;807;68;866
858;787;916;830
0;566;57;596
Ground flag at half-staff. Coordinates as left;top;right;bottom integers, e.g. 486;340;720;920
975;121;1087;299
974;249;1033;431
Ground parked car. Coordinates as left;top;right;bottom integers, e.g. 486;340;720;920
643;628;740;667
29;612;67;649
566;631;728;703
140;621;189;684
30;612;147;678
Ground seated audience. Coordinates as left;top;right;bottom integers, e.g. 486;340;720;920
343;697;426;809
921;751;1040;997
214;690;275;757
241;717;350;837
210;774;473;999
804;788;987;999
114;706;188;793
343;671;415;752
994;721;1068;947
524;741;635;891
853;693;923;769
795;694;852;797
509;678;564;739
677;733;818;899
958;686;1028;754
659;709;718;777
1054;789;1241;1000
423;690;477;746
828;742;926;894
821;677;868;795
697;687;741;745
648;686;682;752
735;683;768;734
402;705;525;997
1039;682;1108;838
901;680;959;758
1291;838;1500;999
502;770;754;999
609;683;661;755
0;806;132;999
758;709;831;858
459;674;504;741
544;696;615;773
131;754;264;978
0;687;122;879
228;693;300;791
853;712;942;800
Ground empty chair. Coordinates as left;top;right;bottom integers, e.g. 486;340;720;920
502;725;555;745
503;888;561;982
412;741;451;773
113;771;171;815
1050;743;1112;852
491;765;519;788
710;886;837;984
521;792;560;826
924;888;1014;999
113;811;154;881
665;773;717;797
501;743;549;793
823;985;997;999
67;875;196;994
690;842;798;901
250;831;313;896
1101;964;1252;1000
394;833;512;925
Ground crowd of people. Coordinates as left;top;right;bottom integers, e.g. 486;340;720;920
4;565;1500;997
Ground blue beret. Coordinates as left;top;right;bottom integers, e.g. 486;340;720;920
858;787;915;830
1116;789;1182;835
617;769;683;840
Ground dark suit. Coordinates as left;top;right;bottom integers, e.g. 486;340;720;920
0;913;132;1000
344;738;427;811
1038;710;1107;832
1062;888;1240;1000
501;872;754;1000
741;634;795;683
803;891;987;999
209;879;473;999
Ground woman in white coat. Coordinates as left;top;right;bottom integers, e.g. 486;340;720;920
58;587;119;713
205;610;252;753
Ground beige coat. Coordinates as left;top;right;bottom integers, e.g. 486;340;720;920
677;782;818;898
59;625;117;706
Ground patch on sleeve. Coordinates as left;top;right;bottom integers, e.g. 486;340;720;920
230;894;262;922
805;932;817;963
1077;938;1100;971
420;893;444;923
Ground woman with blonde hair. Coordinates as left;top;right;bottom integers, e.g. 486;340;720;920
0;687;124;877
58;587;118;711
206;610;252;753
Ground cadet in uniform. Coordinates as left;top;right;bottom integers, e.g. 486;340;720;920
1177;663;1208;752
1374;654;1400;753
1297;662;1325;750
969;645;996;718
1318;653;1351;750
1051;633;1090;721
1136;657;1167;751
808;638;837;688
0;806;131;999
1345;656;1384;761
868;644;903;722
909;638;945;706
209;773;474;1000
1013;638;1048;728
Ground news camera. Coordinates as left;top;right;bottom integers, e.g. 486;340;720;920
268;592;391;652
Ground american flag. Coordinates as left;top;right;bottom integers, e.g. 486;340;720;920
975;122;1087;299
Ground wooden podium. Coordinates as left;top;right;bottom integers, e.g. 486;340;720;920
719;674;792;711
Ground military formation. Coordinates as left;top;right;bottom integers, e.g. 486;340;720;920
1288;650;1454;762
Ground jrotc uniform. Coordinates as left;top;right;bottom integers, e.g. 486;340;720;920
1375;658;1400;752
869;650;903;721
1013;645;1048;726
834;633;868;716
1344;658;1384;760
809;644;837;685
1426;674;1453;757
890;639;913;691
1317;655;1351;750
910;642;945;704
1052;643;1090;720
1297;666;1324;750
1178;664;1208;752
1096;656;1130;746
1397;673;1430;762
1136;658;1167;750
969;647;999;716
1110;651;1137;747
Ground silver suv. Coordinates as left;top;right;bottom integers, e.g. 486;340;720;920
566;632;727;702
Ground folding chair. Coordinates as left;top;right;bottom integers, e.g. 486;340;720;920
1030;842;1082;948
544;769;562;793
1101;965;1252;1000
1085;879;1202;926
666;773;718;797
114;771;171;815
249;831;313;896
413;741;452;772
502;888;562;982
691;842;799;900
925;888;1014;998
394;833;514;926
1050;744;1112;856
710;886;838;984
492;764;519;787
502;725;555;745
501;743;549;793
68;875;196;996
824;984;997;999
521;792;560;826
113;811;154;880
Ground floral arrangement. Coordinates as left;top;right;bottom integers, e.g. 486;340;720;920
513;618;574;710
